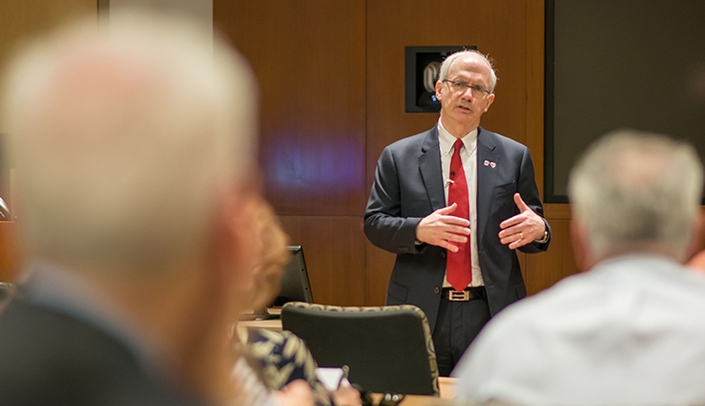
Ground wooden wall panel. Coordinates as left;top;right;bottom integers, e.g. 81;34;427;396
0;0;98;282
279;216;366;306
215;0;367;217
216;1;367;305
366;0;530;187
0;0;98;132
0;222;20;282
365;243;395;306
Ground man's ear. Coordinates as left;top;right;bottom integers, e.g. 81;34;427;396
434;80;443;102
482;93;495;113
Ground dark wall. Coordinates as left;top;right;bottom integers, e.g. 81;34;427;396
546;0;705;202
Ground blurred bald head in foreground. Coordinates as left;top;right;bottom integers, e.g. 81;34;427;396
0;10;260;405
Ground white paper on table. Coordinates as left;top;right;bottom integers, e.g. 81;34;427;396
315;367;350;391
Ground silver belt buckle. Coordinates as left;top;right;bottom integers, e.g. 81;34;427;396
448;290;471;301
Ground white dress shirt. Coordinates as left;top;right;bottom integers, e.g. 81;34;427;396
453;254;705;405
437;121;484;288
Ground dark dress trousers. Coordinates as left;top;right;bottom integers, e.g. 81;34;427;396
364;125;550;333
0;289;205;406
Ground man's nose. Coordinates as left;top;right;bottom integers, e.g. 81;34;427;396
460;87;474;99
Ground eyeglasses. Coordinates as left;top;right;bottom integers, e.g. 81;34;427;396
442;79;491;98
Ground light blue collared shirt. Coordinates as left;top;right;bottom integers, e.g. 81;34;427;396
454;254;705;404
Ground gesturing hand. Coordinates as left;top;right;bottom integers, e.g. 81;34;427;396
498;193;546;250
416;203;471;252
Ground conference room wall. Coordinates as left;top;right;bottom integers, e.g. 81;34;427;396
214;0;583;306
0;0;589;304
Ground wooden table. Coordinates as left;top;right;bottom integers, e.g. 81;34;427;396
237;307;283;332
371;394;451;405
371;377;457;404
372;377;457;405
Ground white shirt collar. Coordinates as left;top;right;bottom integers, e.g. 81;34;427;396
437;120;478;156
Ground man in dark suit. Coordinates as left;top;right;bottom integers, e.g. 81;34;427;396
364;50;551;376
0;11;264;405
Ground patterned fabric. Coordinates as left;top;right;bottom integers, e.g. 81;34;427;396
239;328;334;406
282;302;440;396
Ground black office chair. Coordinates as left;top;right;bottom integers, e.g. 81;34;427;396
281;302;439;396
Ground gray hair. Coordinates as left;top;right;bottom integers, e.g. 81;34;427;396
2;11;257;272
568;129;703;261
438;49;498;93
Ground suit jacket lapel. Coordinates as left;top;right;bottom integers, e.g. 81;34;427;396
419;125;446;211
476;127;499;244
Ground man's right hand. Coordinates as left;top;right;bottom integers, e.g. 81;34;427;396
415;203;471;252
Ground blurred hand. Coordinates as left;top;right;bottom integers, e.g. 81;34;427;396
331;385;362;406
273;380;315;406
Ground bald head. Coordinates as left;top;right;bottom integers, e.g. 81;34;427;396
568;129;703;262
2;11;258;273
438;50;497;93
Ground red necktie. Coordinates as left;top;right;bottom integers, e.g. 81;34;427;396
446;139;472;291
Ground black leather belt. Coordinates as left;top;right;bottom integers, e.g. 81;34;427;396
442;286;486;302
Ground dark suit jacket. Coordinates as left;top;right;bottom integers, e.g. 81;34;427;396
364;125;550;333
0;288;205;406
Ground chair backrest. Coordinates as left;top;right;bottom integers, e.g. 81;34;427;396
281;302;439;396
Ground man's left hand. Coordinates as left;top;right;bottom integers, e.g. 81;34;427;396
498;193;546;250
